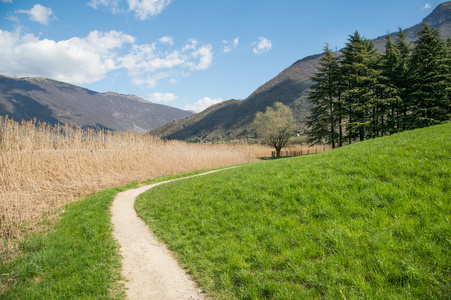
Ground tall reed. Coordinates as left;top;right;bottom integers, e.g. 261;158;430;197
0;116;327;257
0;116;262;254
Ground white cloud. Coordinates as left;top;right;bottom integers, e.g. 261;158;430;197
222;37;239;53
132;72;169;88
183;38;198;52
0;28;212;89
127;0;172;20
253;36;272;54
88;0;171;19
17;4;54;25
88;0;115;9
184;97;223;112
148;92;177;103
423;2;432;9
122;40;213;86
120;44;184;77
0;29;134;84
159;36;174;45
6;14;19;22
188;45;213;70
88;0;122;13
1;0;13;3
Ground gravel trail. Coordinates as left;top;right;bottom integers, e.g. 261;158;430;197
111;169;230;299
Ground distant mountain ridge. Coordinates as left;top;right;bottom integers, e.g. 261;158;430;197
151;1;451;141
0;75;193;132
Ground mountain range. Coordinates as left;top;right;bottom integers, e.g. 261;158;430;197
151;1;451;141
1;2;450;137
0;75;193;132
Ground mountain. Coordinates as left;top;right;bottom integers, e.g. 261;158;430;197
0;75;194;132
150;54;321;142
151;1;451;142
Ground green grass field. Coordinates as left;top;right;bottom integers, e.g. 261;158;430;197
0;184;137;299
136;123;451;299
1;124;449;299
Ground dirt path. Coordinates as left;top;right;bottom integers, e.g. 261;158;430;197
111;169;231;299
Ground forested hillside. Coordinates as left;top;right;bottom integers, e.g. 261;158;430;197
307;24;450;148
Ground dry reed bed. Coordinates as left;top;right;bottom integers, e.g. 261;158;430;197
0;117;263;250
0;116;327;256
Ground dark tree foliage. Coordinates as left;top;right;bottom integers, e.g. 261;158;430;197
307;25;450;148
394;29;413;130
306;45;342;148
407;24;451;128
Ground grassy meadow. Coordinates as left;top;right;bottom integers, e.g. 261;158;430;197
135;123;451;299
1;119;448;299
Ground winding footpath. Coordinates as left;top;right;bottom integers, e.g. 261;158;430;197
111;169;232;299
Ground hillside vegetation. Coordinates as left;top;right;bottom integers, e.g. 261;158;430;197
136;123;451;299
151;2;451;142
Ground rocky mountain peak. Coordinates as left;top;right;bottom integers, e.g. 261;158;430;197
423;1;451;27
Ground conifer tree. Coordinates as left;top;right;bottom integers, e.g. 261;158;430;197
306;45;342;148
408;23;451;127
380;33;406;134
393;29;413;131
340;31;381;142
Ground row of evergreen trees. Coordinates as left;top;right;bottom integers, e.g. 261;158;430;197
306;24;450;148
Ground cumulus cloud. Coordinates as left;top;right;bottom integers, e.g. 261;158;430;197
131;73;169;88
17;4;54;25
222;37;239;53
184;97;223;112
0;29;213;88
182;38;198;52
233;37;239;47
119;44;185;86
122;40;213;86
188;45;213;70
253;36;272;54
0;29;134;84
88;0;122;13
423;2;432;9
89;0;172;19
148;92;177;103
159;36;174;45
128;0;172;20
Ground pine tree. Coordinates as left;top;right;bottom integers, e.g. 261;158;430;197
393;29;412;131
306;45;342;148
408;23;451;128
340;31;381;142
379;31;411;135
377;35;398;135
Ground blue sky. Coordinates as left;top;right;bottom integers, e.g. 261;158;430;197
0;0;447;112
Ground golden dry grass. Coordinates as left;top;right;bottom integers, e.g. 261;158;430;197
0;116;327;257
0;117;252;250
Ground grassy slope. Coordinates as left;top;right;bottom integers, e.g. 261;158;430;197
0;169;216;299
136;123;451;299
0;183;138;299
